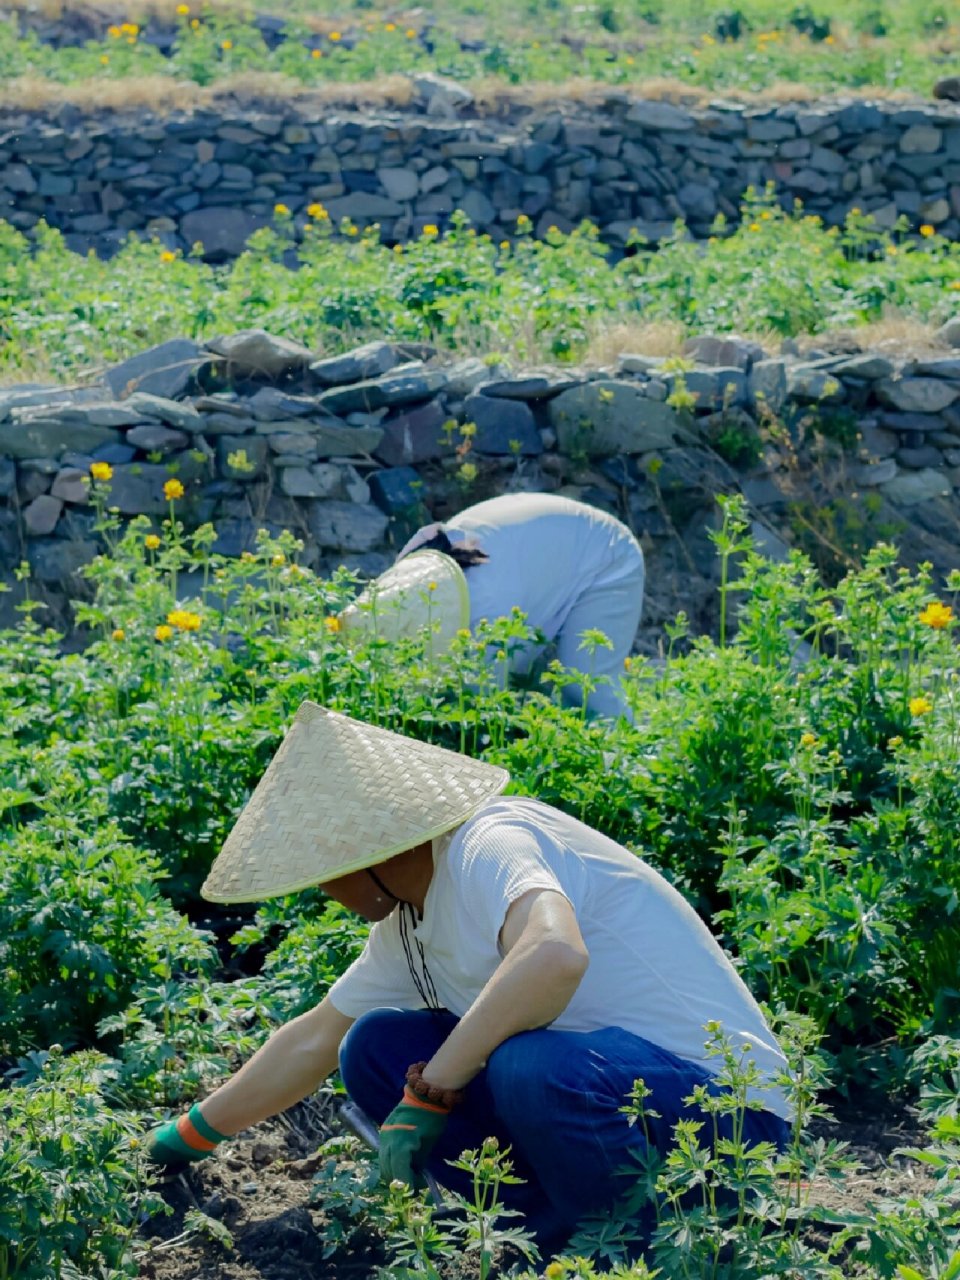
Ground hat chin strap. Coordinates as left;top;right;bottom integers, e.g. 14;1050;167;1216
367;866;402;904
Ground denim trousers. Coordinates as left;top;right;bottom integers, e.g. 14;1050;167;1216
338;1008;791;1253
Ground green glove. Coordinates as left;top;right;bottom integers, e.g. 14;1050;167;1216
379;1088;450;1188
145;1104;227;1169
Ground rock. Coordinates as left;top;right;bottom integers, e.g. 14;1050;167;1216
786;366;845;402
443;358;496;398
247;388;319;420
216;435;269;479
373;401;451;467
877;411;946;434
0;458;15;499
859;424;898;457
683;335;765;370
0;418;121;460
665;368;746;410
750;521;792;562
325;193;404;221
49;403;146;428
851;457;898;485
279;464;342;498
28;539;99;585
479;373;577;400
913;358;960;380
255;420;384;459
463;393;542;455
126;424;189;453
879;467;952;504
742;476;786;508
23;494;63;536
748;359;789;412
618;354;665;375
897;445;945;469
369;466;424;515
934;76;960;101
180;207;266;258
105;338;205;400
310;341;399;387
833;354;896;380
124;392;203;430
309;500;389;552
937;317;960;348
876;378;958;414
548;381;683;455
103;463;199;516
50;468;91;504
316;365;446;416
899;125;942;154
207;329;315;379
378;168;420;201
625;101;695;131
412;73;474;118
267;432;320;458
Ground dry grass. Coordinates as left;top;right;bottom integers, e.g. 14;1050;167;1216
812;310;948;357
585;320;689;365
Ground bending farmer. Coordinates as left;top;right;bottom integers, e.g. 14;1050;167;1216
147;705;791;1253
342;493;645;721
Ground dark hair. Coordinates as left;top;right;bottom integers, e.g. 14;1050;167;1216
403;528;489;568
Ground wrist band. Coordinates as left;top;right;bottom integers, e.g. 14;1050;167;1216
405;1061;464;1111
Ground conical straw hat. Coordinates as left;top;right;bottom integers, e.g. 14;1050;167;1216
201;703;509;903
340;549;469;655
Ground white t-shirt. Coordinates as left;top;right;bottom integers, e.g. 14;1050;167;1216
328;797;790;1119
445;494;642;641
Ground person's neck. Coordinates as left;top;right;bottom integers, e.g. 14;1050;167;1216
377;840;434;916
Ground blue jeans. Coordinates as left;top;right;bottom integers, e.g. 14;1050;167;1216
338;1009;790;1253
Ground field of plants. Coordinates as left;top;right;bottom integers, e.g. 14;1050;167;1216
1;486;960;1279
2;0;959;96
2;196;958;380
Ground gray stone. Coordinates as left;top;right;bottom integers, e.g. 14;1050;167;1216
378;167;419;202
316;365;446;415
833;354;896;380
937;317;960;348
216;435;269;479
53;403;147;428
105;338;205;400
463;393;542;455
28;539;99;586
0;458;15;498
267;432;320;459
548;381;683;455
256;421;383;458
859;424;898;457
310;341;399;386
181;207;266;257
247;388;319;420
444;358;497;397
625;101;695;131
126;424;189;453
912;358;960;380
0;385;71;420
2;163;38;194
0;418;121;459
461;188;496;226
851;457;898;485
749;359;789;412
877;411;946;434
325;193;404;221
412;73;475;118
124;391;203;430
750;521;791;562
876;378;958;414
665;368;746;409
899;126;942;154
309;500;389;552
23;494;63;537
369;466;424;515
373;401;451;467
279;464;342;498
103;463;195;515
683;335;764;370
897;445;945;469
787;366;846;403
880;468;952;504
50;468;91;504
742;477;786;508
479;373;577;400
677;182;717;221
207;329;315;379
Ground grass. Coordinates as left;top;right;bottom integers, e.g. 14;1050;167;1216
1;197;957;383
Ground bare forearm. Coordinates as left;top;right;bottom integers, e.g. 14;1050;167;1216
201;1002;351;1135
425;939;586;1090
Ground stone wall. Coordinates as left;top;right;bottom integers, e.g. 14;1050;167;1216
2;327;960;646
1;93;959;257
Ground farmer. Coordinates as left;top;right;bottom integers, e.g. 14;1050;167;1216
147;705;791;1253
341;493;645;721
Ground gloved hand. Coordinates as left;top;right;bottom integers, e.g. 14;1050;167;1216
379;1088;451;1188
145;1104;227;1169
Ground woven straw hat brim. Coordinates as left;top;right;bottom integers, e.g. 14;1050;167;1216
201;702;509;904
340;550;469;654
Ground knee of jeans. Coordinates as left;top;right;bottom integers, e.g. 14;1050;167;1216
486;1029;563;1113
338;1007;409;1095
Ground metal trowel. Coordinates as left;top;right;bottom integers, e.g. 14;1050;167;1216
339;1099;446;1207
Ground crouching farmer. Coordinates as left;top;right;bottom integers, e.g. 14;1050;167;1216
147;704;791;1252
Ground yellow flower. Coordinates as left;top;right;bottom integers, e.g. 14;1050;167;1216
406;27;416;37
155;624;174;642
329;30;342;41
144;533;161;550
919;601;953;629
168;609;202;631
385;21;397;30
887;735;903;749
456;628;471;639
112;628;126;642
190;17;199;27
100;54;110;64
950;281;960;291
107;24;121;37
909;695;933;717
760;210;772;220
311;48;322;58
160;250;176;263
623;656;632;671
89;461;113;482
324;615;342;633
393;243;404;253
545;1264;565;1280
164;478;185;500
748;222;761;232
221;38;233;50
919;224;935;238
121;23;139;35
307;202;328;219
886;244;898;256
176;4;190;13
800;731;817;748
428;581;437;592
274;203;291;216
423;224;439;237
824;34;835;43
271;552;286;567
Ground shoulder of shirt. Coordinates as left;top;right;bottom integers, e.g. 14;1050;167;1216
443;796;556;864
